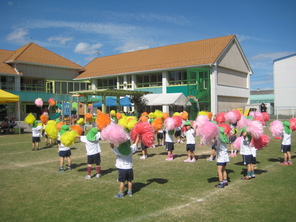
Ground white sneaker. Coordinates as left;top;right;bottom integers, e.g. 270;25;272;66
140;156;146;159
85;175;91;179
184;158;191;162
96;174;101;178
191;158;196;162
207;157;213;161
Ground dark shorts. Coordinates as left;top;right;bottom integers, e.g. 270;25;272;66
59;150;71;157
157;133;164;139
166;142;174;151
211;145;216;150
32;137;41;143
217;162;227;166
186;144;195;152
57;140;61;145
281;145;291;153
141;142;148;150
174;130;181;137
117;168;134;182
87;153;101;165
229;136;237;144
242;155;253;165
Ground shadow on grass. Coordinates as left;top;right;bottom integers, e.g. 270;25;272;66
131;178;169;194
240;168;267;176
207;169;234;184
76;165;116;176
268;157;281;162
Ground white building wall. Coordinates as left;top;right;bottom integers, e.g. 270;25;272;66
274;54;296;108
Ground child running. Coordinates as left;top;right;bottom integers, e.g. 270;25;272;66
183;121;196;162
165;128;175;161
80;128;102;179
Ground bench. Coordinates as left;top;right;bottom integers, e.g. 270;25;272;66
0;127;25;134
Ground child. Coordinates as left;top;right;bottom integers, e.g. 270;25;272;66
111;141;138;198
165;128;175;161
174;126;183;143
80;128;102;179
157;128;164;146
31;121;42;151
229;128;238;157
58;125;72;172
183;121;196;162
213;136;230;188
240;130;255;180
281;121;292;165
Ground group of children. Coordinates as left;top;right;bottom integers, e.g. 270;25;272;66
29;114;293;197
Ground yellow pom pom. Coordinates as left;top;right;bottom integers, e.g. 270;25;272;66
110;110;116;116
25;113;36;125
173;112;180;116
77;118;85;125
154;110;163;118
61;131;77;147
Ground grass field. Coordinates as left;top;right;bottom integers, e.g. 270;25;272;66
0;125;295;222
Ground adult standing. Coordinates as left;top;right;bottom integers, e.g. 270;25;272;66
260;103;267;113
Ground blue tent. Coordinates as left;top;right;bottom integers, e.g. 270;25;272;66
93;97;132;107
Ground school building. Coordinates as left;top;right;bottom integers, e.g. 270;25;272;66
0;34;253;120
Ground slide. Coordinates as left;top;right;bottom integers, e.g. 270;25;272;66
49;112;61;120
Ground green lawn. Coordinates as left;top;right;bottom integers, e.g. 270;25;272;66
0;126;295;222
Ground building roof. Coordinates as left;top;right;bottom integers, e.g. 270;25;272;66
273;53;296;63
250;94;274;103
250;90;274;95
2;42;84;71
0;49;17;74
75;35;236;80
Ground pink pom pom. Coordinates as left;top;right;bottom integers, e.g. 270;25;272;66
249;111;255;118
248;120;264;140
237;115;248;130
262;112;270;122
201;121;219;144
225;111;237;124
251;134;270;149
290;118;296;131
269;120;284;137
172;115;182;127
218;123;231;135
254;116;264;125
101;123;127;145
164;117;175;131
195;115;209;135
254;111;263;118
215;112;225;124
232;110;242;121
130;121;154;147
232;136;243;150
35;98;43;107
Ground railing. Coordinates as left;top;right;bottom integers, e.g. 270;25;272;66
0;82;14;90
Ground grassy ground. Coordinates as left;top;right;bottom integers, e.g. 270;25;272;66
0;125;295;222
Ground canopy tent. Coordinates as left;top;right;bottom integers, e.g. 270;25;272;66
143;93;187;106
93;97;132;107
0;90;21;134
0;89;19;103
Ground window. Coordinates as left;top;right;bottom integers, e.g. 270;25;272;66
47;81;90;94
136;73;162;88
126;75;132;89
168;70;187;85
21;77;45;92
97;78;117;89
0;76;14;90
118;76;124;89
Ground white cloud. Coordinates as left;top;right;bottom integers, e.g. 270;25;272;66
47;36;72;44
114;41;150;53
7;1;13;6
74;42;103;55
6;28;29;43
250;52;296;61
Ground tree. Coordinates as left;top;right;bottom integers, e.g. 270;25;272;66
130;94;148;116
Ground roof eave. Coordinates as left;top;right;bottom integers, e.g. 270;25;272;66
5;60;85;71
74;63;214;80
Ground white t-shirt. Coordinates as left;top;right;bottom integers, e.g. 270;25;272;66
240;137;252;155
282;131;291;145
215;139;229;163
165;129;174;143
185;128;195;144
31;125;42;137
113;144;137;169
59;143;70;151
80;133;101;155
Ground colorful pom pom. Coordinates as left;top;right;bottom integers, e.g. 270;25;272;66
61;131;77;147
96;113;111;131
232;136;243;150
172;115;182;127
71;125;83;135
290;118;296;131
25;113;36;125
85;113;93;122
130;121;154;147
164;117;175;131
151;118;163;132
181;111;188;120
218;123;231;135
215;112;225;124
248;120;264;140
35;98;43;107
201;121;219;144
225;111;237;124
101;123;128;145
40;114;49;125
251;134;270;149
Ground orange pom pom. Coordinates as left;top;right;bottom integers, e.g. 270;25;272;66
181;111;188;120
116;112;122;120
163;113;169;120
56;122;64;131
71;125;83;135
40;114;49;125
139;115;148;122
85;113;93;122
96;113;111;131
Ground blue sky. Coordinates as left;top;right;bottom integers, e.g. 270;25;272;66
0;0;295;90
